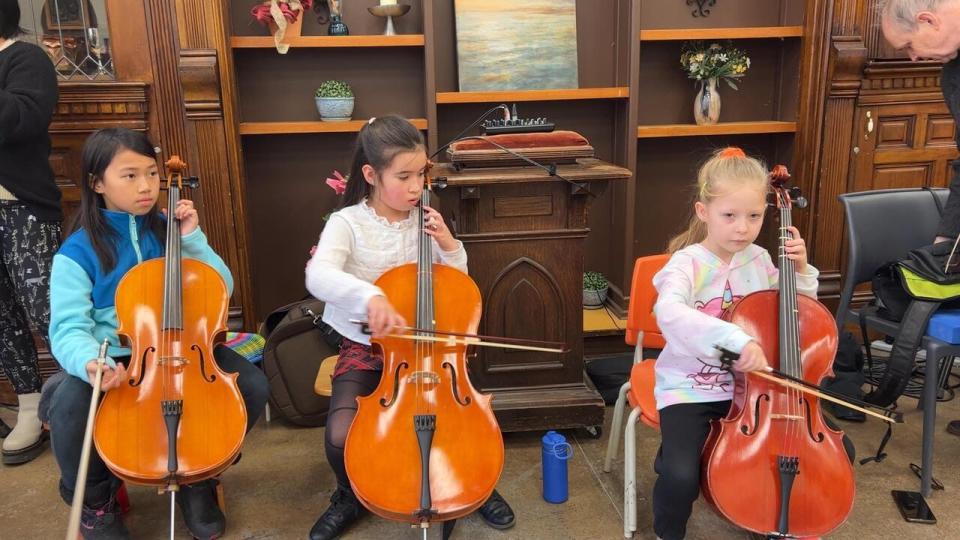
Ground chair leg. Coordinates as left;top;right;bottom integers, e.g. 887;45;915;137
264;402;272;424
604;381;631;473
624;407;641;538
920;352;941;497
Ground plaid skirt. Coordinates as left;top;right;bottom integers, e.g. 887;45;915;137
332;337;384;380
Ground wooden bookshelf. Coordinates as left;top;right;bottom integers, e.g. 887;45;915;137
230;35;425;48
639;26;804;41
436;87;629;104
239;118;429;135
636;121;798;138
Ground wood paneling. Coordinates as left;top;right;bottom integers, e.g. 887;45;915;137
0;10;155;403
175;1;261;330
808;1;958;307
851;102;955;194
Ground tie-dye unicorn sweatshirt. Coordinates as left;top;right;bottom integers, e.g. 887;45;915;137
651;243;819;410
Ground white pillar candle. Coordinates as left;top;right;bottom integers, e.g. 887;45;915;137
380;0;398;5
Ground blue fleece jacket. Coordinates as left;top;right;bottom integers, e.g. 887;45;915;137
49;209;233;381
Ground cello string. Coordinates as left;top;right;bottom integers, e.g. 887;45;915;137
417;196;425;416
783;205;798;459
777;194;798;460
784;202;801;460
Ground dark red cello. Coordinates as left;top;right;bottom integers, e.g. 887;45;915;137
701;166;855;538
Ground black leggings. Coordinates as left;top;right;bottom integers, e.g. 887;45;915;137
324;370;380;492
652;401;856;540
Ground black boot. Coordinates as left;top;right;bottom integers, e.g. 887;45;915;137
476;489;515;530
309;487;366;540
177;479;226;539
79;492;130;540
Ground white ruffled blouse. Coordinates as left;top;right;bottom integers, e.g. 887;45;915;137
305;199;468;345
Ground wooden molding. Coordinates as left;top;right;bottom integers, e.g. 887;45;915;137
828;37;869;96
50;82;149;133
861;60;944;92
179;49;223;120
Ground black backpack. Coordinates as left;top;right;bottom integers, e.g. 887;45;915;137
866;242;960;406
260;298;342;427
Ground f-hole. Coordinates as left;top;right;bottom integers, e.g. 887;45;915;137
191;344;216;383
129;346;155;387
441;362;471;406
380;361;408;407
803;398;825;443
741;394;770;435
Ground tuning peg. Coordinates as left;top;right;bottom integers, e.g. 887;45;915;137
794;196;808;209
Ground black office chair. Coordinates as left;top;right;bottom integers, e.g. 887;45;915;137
836;187;955;496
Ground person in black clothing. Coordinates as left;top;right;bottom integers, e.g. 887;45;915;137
881;0;960;436
0;0;61;465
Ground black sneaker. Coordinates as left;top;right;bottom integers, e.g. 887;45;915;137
948;420;960;436
476;489;515;530
177;479;226;539
79;494;130;540
309;487;366;540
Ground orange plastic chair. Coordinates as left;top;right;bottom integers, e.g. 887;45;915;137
602;254;668;538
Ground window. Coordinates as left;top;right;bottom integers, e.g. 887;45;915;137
18;0;114;81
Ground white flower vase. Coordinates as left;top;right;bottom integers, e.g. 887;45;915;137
694;77;721;125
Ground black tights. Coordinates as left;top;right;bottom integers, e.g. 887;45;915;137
652;401;856;540
324;370;380;492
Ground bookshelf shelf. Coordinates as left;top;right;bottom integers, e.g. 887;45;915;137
239;119;429;135
230;35;425;48
636;121;798;138
436;87;630;104
639;26;803;41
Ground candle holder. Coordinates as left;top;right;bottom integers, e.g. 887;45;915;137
367;4;410;36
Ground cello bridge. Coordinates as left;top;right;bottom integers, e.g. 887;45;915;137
769;413;804;421
407;371;440;387
157;356;188;367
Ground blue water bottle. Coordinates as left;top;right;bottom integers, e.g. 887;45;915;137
541;431;574;503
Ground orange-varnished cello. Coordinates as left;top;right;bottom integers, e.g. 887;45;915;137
343;175;504;532
701;166;855;538
93;157;246;494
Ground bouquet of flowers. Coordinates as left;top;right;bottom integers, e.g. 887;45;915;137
680;41;751;90
251;0;313;26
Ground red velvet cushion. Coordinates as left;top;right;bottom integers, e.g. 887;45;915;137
450;130;589;151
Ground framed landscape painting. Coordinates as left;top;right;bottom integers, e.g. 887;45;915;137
454;0;578;92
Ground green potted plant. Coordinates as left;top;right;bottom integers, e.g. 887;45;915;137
315;80;354;122
583;271;609;309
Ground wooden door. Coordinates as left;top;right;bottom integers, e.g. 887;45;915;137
850;102;956;192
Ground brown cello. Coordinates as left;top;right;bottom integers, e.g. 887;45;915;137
701;166;855;538
93;157;247;512
343;174;504;532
